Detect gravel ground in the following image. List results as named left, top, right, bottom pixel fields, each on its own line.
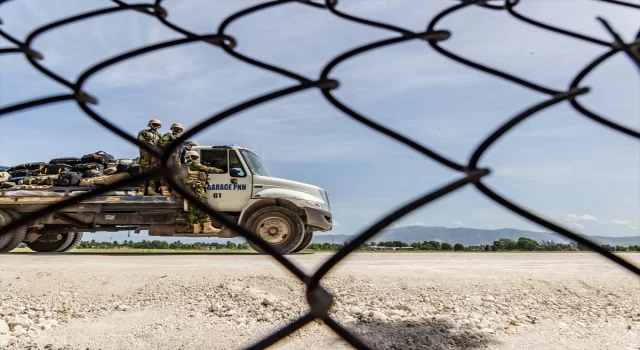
left=0, top=252, right=638, bottom=350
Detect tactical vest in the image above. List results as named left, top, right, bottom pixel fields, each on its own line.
left=185, top=162, right=206, bottom=183
left=138, top=129, right=161, bottom=150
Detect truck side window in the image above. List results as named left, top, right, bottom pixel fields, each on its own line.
left=200, top=149, right=228, bottom=173
left=228, top=151, right=246, bottom=177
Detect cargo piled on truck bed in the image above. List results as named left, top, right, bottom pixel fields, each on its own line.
left=0, top=145, right=332, bottom=254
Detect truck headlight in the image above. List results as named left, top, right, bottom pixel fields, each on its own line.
left=305, top=200, right=328, bottom=211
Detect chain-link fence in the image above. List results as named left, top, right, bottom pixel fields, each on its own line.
left=0, top=0, right=639, bottom=348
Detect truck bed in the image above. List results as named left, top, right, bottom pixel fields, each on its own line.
left=0, top=186, right=181, bottom=206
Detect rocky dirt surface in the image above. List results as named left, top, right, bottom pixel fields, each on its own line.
left=0, top=252, right=638, bottom=350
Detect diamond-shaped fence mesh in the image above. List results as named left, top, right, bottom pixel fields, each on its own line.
left=0, top=0, right=639, bottom=349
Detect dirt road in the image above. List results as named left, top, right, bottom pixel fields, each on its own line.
left=0, top=252, right=639, bottom=350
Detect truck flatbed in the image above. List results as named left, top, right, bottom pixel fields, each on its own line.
left=0, top=185, right=139, bottom=196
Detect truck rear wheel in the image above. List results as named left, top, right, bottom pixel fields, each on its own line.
left=0, top=210, right=28, bottom=253
left=291, top=228, right=314, bottom=253
left=245, top=206, right=305, bottom=255
left=26, top=232, right=76, bottom=253
left=59, top=232, right=83, bottom=252
left=0, top=210, right=13, bottom=251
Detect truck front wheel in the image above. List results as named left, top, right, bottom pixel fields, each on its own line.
left=245, top=206, right=305, bottom=255
left=291, top=228, right=314, bottom=253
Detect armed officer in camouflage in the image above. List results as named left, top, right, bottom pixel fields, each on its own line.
left=157, top=122, right=184, bottom=196
left=182, top=150, right=225, bottom=234
left=136, top=119, right=162, bottom=196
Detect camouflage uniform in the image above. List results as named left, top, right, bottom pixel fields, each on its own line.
left=136, top=128, right=161, bottom=193
left=157, top=131, right=181, bottom=166
left=182, top=160, right=224, bottom=225
left=157, top=131, right=181, bottom=191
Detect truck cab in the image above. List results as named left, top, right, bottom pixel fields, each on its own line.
left=179, top=145, right=333, bottom=253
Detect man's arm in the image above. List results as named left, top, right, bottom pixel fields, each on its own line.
left=137, top=130, right=157, bottom=146
left=157, top=132, right=172, bottom=149
left=137, top=130, right=147, bottom=142
left=190, top=162, right=224, bottom=174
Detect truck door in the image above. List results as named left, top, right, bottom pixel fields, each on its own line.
left=200, top=148, right=252, bottom=211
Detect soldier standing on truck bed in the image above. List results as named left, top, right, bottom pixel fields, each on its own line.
left=182, top=150, right=224, bottom=234
left=136, top=119, right=162, bottom=196
left=157, top=122, right=184, bottom=196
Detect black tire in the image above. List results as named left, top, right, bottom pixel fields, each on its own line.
left=59, top=232, right=83, bottom=252
left=26, top=233, right=75, bottom=253
left=0, top=210, right=13, bottom=251
left=245, top=206, right=305, bottom=255
left=0, top=210, right=28, bottom=253
left=291, top=228, right=314, bottom=253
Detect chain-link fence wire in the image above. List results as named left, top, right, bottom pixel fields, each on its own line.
left=0, top=0, right=639, bottom=348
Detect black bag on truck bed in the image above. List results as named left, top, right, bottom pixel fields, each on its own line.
left=116, top=162, right=136, bottom=173
left=83, top=169, right=103, bottom=178
left=8, top=162, right=45, bottom=172
left=8, top=169, right=30, bottom=177
left=54, top=172, right=82, bottom=187
left=72, top=163, right=104, bottom=173
left=80, top=151, right=114, bottom=166
left=123, top=164, right=139, bottom=176
left=40, top=164, right=71, bottom=175
left=49, top=157, right=81, bottom=165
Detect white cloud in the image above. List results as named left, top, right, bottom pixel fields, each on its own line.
left=414, top=221, right=426, bottom=226
left=565, top=214, right=598, bottom=222
left=570, top=223, right=586, bottom=231
left=565, top=214, right=579, bottom=222
left=487, top=223, right=495, bottom=230
left=332, top=220, right=340, bottom=227
left=611, top=220, right=632, bottom=225
left=610, top=220, right=638, bottom=231
left=452, top=221, right=464, bottom=226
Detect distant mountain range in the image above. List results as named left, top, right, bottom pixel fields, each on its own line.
left=81, top=225, right=640, bottom=247
left=310, top=226, right=640, bottom=246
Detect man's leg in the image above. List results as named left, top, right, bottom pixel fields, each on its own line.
left=137, top=156, right=150, bottom=196
left=143, top=157, right=163, bottom=196
left=196, top=187, right=220, bottom=234
left=163, top=156, right=181, bottom=195
left=188, top=205, right=201, bottom=233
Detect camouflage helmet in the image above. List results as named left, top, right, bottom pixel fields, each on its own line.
left=171, top=123, right=184, bottom=132
left=148, top=119, right=162, bottom=127
left=185, top=140, right=198, bottom=146
left=185, top=150, right=199, bottom=160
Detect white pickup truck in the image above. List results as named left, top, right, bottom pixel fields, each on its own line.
left=0, top=145, right=333, bottom=254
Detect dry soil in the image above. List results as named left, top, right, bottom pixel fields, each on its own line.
left=0, top=252, right=639, bottom=350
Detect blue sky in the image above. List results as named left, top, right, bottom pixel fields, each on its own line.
left=0, top=0, right=638, bottom=239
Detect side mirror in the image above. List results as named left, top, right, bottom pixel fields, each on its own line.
left=230, top=168, right=244, bottom=177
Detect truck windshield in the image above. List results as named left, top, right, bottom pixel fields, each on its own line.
left=240, top=150, right=270, bottom=176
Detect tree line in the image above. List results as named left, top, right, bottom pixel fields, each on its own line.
left=60, top=237, right=639, bottom=252
left=306, top=237, right=640, bottom=252
left=77, top=239, right=250, bottom=250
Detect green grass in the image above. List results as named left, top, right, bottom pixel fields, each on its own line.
left=11, top=248, right=257, bottom=254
